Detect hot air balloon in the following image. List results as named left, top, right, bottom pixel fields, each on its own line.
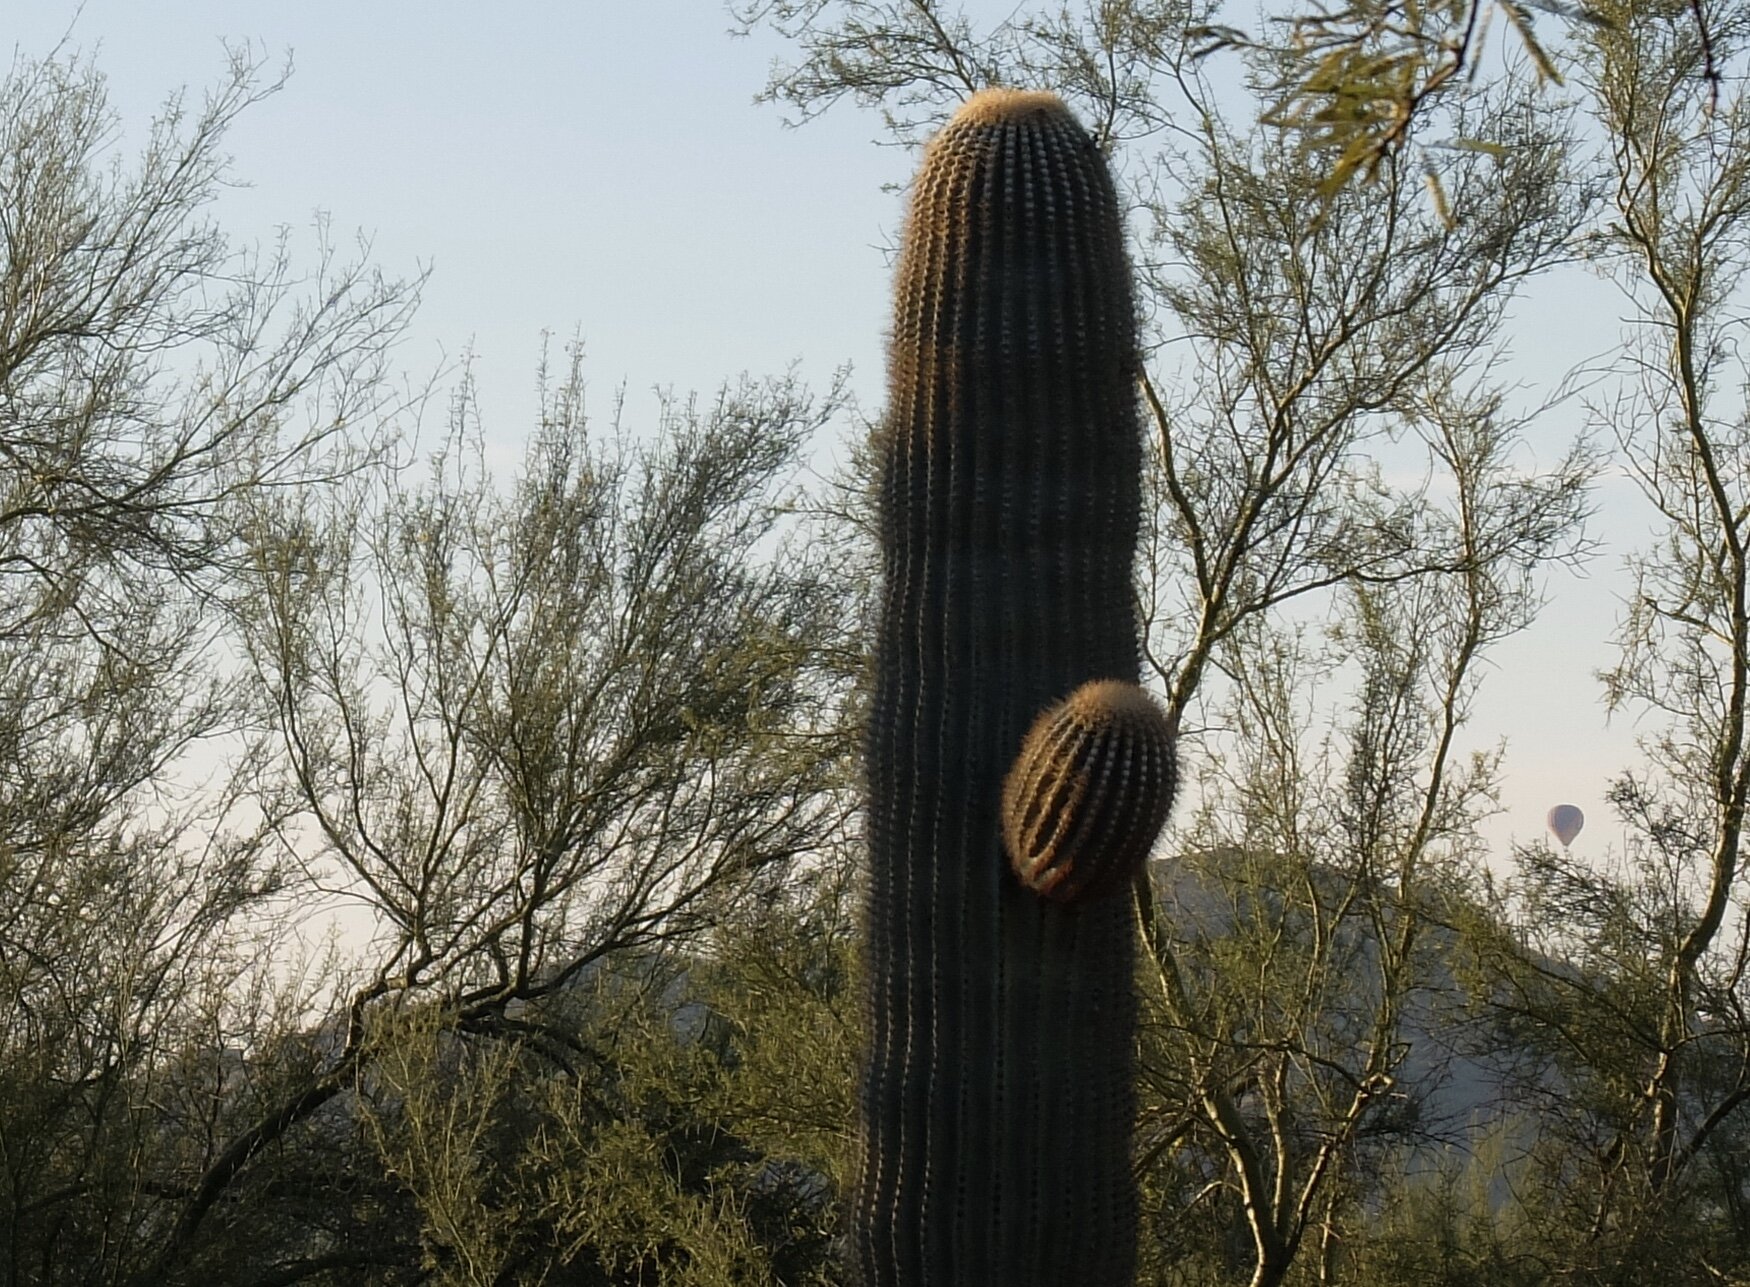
left=1547, top=804, right=1584, bottom=848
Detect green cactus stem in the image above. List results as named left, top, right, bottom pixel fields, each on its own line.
left=857, top=88, right=1170, bottom=1286
left=1003, top=680, right=1177, bottom=904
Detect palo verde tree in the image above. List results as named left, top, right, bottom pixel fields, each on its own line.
left=0, top=39, right=865, bottom=1284
left=1135, top=379, right=1587, bottom=1287
left=1455, top=3, right=1750, bottom=1281
left=161, top=348, right=864, bottom=1285
left=0, top=46, right=416, bottom=1287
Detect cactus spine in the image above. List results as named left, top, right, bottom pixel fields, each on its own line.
left=858, top=89, right=1169, bottom=1286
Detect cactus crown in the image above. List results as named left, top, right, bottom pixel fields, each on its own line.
left=884, top=87, right=1136, bottom=471
left=953, top=86, right=1070, bottom=124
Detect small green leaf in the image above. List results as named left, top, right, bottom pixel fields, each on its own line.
left=1430, top=136, right=1513, bottom=158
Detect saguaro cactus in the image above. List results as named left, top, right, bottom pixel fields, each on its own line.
left=858, top=89, right=1172, bottom=1286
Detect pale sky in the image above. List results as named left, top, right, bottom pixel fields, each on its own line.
left=12, top=2, right=1646, bottom=867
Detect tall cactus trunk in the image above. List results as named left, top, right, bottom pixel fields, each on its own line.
left=856, top=89, right=1167, bottom=1287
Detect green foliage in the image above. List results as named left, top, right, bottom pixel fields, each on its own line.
left=1247, top=0, right=1588, bottom=197
left=0, top=45, right=861, bottom=1280
left=1330, top=1135, right=1545, bottom=1287
left=730, top=0, right=1617, bottom=204
left=699, top=864, right=860, bottom=1207
left=12, top=4, right=1750, bottom=1285
left=0, top=44, right=414, bottom=1287
left=344, top=961, right=840, bottom=1286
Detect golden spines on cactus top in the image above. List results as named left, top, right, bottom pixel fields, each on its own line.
left=953, top=87, right=1068, bottom=124
left=883, top=88, right=1135, bottom=469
